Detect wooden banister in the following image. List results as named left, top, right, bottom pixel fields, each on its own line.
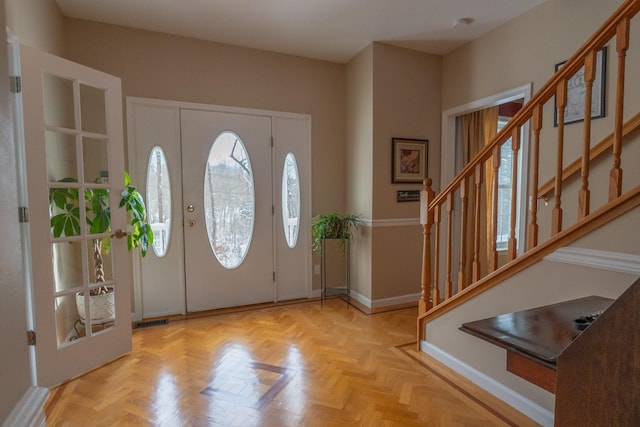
left=429, top=0, right=640, bottom=211
left=418, top=0, right=640, bottom=343
left=538, top=112, right=640, bottom=198
left=419, top=185, right=640, bottom=325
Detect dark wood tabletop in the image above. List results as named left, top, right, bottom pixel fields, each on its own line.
left=459, top=296, right=614, bottom=366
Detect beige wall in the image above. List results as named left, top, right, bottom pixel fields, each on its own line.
left=345, top=45, right=374, bottom=218
left=345, top=43, right=441, bottom=302
left=9, top=5, right=443, bottom=306
left=441, top=0, right=640, bottom=251
left=442, top=0, right=622, bottom=111
left=5, top=0, right=64, bottom=55
left=345, top=45, right=374, bottom=298
left=370, top=43, right=441, bottom=301
left=63, top=19, right=348, bottom=295
left=372, top=42, right=442, bottom=218
left=442, top=0, right=640, bottom=184
left=12, top=0, right=634, bottom=313
left=63, top=19, right=346, bottom=220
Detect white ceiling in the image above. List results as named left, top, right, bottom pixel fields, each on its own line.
left=55, top=0, right=547, bottom=63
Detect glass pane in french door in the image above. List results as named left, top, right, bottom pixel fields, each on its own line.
left=44, top=74, right=116, bottom=343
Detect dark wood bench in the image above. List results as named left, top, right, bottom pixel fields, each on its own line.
left=460, top=295, right=612, bottom=393
left=459, top=278, right=640, bottom=425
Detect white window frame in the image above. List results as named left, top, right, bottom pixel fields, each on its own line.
left=496, top=117, right=513, bottom=251
left=441, top=84, right=531, bottom=256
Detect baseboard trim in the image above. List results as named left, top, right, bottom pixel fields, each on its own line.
left=350, top=290, right=420, bottom=309
left=2, top=386, right=49, bottom=427
left=371, top=292, right=421, bottom=308
left=349, top=289, right=371, bottom=307
left=545, top=247, right=640, bottom=275
left=420, top=341, right=554, bottom=427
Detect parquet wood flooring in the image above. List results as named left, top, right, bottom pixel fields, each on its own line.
left=45, top=298, right=539, bottom=426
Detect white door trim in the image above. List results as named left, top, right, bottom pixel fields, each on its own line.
left=126, top=97, right=312, bottom=319
left=7, top=30, right=39, bottom=387
left=440, top=84, right=532, bottom=255
left=127, top=96, right=311, bottom=123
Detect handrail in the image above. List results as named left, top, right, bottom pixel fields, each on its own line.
left=538, top=112, right=640, bottom=198
left=429, top=0, right=640, bottom=209
left=419, top=185, right=640, bottom=324
left=418, top=0, right=640, bottom=340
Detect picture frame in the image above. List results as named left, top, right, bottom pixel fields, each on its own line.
left=392, top=137, right=428, bottom=184
left=554, top=46, right=607, bottom=126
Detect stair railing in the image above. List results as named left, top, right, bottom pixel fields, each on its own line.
left=418, top=0, right=640, bottom=329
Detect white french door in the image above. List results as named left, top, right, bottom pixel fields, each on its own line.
left=127, top=99, right=311, bottom=318
left=21, top=45, right=131, bottom=387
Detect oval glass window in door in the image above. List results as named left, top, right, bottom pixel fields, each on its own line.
left=281, top=152, right=300, bottom=248
left=146, top=146, right=172, bottom=257
left=204, top=131, right=255, bottom=269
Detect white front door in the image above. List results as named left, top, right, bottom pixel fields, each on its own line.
left=127, top=99, right=311, bottom=317
left=181, top=109, right=274, bottom=311
left=21, top=45, right=131, bottom=387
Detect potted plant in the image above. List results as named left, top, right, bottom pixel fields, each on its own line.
left=312, top=213, right=362, bottom=255
left=49, top=171, right=153, bottom=324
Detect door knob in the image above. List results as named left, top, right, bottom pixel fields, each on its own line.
left=112, top=229, right=128, bottom=239
left=187, top=204, right=195, bottom=213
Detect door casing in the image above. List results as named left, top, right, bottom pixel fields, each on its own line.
left=126, top=97, right=312, bottom=319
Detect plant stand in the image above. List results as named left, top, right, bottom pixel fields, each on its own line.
left=320, top=237, right=350, bottom=307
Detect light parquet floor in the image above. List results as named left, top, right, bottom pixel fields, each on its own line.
left=45, top=298, right=540, bottom=426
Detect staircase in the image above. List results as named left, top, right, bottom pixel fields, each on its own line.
left=417, top=0, right=640, bottom=424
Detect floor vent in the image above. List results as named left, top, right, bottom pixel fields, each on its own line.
left=133, top=319, right=169, bottom=329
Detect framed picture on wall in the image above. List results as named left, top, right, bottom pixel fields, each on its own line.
left=392, top=137, right=428, bottom=183
left=554, top=46, right=607, bottom=126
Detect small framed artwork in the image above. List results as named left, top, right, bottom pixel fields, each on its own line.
left=392, top=137, right=428, bottom=184
left=554, top=46, right=607, bottom=126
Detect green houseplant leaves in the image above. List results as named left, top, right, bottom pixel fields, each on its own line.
left=49, top=172, right=153, bottom=294
left=312, top=213, right=362, bottom=255
left=120, top=171, right=154, bottom=257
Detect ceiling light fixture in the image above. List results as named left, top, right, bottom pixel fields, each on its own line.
left=453, top=17, right=474, bottom=28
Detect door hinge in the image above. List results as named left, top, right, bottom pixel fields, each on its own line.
left=27, top=330, right=36, bottom=346
left=10, top=76, right=21, bottom=94
left=18, top=206, right=29, bottom=223
left=273, top=271, right=276, bottom=281
left=271, top=136, right=274, bottom=148
left=272, top=205, right=275, bottom=215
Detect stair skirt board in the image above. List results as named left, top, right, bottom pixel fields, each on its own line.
left=420, top=341, right=555, bottom=427
left=2, top=386, right=49, bottom=427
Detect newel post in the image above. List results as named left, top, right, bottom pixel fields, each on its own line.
left=419, top=178, right=435, bottom=316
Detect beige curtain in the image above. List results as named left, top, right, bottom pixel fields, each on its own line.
left=458, top=106, right=499, bottom=277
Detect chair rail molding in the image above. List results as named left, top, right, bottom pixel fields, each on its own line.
left=545, top=247, right=640, bottom=275
left=361, top=217, right=420, bottom=228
